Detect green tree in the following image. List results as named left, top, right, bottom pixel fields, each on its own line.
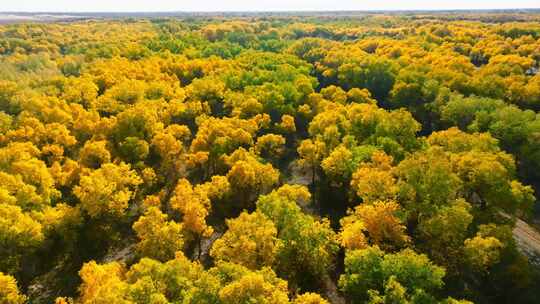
left=257, top=187, right=339, bottom=288
left=339, top=246, right=445, bottom=303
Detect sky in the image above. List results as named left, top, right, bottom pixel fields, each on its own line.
left=2, top=0, right=540, bottom=12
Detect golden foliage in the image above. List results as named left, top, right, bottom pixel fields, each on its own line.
left=211, top=211, right=281, bottom=269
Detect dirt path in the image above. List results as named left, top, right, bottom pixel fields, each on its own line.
left=285, top=161, right=311, bottom=186
left=322, top=275, right=346, bottom=304
left=498, top=212, right=540, bottom=264
left=513, top=217, right=540, bottom=253
left=512, top=217, right=540, bottom=264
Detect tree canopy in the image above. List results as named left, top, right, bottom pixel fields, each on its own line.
left=0, top=12, right=539, bottom=304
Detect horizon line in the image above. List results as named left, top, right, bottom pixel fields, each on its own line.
left=2, top=8, right=540, bottom=14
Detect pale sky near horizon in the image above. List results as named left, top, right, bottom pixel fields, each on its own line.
left=2, top=0, right=540, bottom=12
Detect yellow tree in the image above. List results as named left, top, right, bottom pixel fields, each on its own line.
left=78, top=140, right=111, bottom=169
left=169, top=179, right=213, bottom=256
left=151, top=124, right=191, bottom=180
left=215, top=263, right=290, bottom=304
left=254, top=134, right=286, bottom=164
left=197, top=175, right=231, bottom=202
left=273, top=184, right=312, bottom=207
left=297, top=139, right=326, bottom=186
left=0, top=272, right=26, bottom=304
left=0, top=142, right=60, bottom=210
left=210, top=211, right=281, bottom=269
left=225, top=149, right=279, bottom=206
left=74, top=163, right=142, bottom=218
left=464, top=235, right=503, bottom=273
left=0, top=204, right=44, bottom=273
left=340, top=201, right=409, bottom=251
left=78, top=261, right=130, bottom=304
left=321, top=145, right=354, bottom=185
left=190, top=116, right=259, bottom=177
left=294, top=293, right=330, bottom=304
left=350, top=151, right=398, bottom=203
left=132, top=207, right=184, bottom=262
left=279, top=114, right=296, bottom=133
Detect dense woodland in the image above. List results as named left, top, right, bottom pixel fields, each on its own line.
left=1, top=13, right=540, bottom=304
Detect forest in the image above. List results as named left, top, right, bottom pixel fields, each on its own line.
left=1, top=12, right=540, bottom=304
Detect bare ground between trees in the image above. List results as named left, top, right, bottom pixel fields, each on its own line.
left=512, top=217, right=540, bottom=265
